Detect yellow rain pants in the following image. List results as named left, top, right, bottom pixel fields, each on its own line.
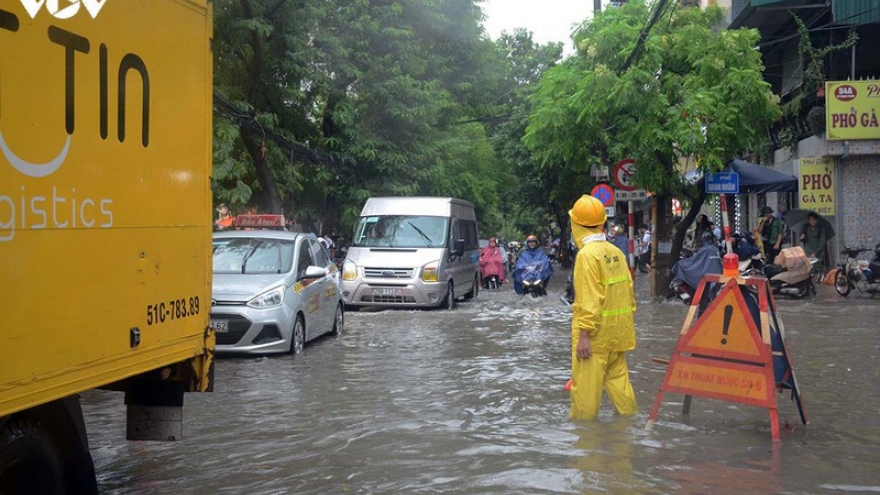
left=570, top=222, right=638, bottom=420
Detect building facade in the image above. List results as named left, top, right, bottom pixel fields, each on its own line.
left=730, top=1, right=880, bottom=264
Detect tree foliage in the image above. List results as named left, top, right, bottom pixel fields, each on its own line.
left=524, top=0, right=781, bottom=283
left=212, top=0, right=519, bottom=237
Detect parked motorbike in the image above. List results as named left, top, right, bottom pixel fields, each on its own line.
left=763, top=248, right=817, bottom=298
left=834, top=239, right=880, bottom=297
left=669, top=235, right=723, bottom=303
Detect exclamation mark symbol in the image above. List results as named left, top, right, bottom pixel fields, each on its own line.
left=721, top=305, right=733, bottom=345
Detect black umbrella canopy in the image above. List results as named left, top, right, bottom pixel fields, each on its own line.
left=685, top=160, right=798, bottom=193
left=728, top=160, right=798, bottom=194
left=784, top=209, right=836, bottom=240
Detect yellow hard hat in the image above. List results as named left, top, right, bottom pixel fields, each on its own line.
left=569, top=194, right=607, bottom=227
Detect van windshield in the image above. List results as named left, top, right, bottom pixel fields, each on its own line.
left=352, top=216, right=449, bottom=248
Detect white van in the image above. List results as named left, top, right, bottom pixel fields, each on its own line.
left=341, top=197, right=481, bottom=309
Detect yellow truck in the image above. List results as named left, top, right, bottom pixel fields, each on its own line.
left=0, top=1, right=214, bottom=492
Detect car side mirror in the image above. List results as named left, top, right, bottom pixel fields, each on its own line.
left=451, top=239, right=465, bottom=257
left=301, top=265, right=327, bottom=280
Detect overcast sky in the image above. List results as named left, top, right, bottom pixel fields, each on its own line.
left=480, top=0, right=602, bottom=50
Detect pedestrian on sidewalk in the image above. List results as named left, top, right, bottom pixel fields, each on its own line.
left=568, top=195, right=638, bottom=420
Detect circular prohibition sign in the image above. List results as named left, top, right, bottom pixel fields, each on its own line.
left=613, top=159, right=637, bottom=191
left=590, top=184, right=614, bottom=207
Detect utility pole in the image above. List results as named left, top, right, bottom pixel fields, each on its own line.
left=594, top=0, right=602, bottom=15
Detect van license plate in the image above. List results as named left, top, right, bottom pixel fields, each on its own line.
left=374, top=288, right=402, bottom=296
left=211, top=319, right=229, bottom=333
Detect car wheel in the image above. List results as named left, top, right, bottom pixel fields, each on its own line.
left=0, top=421, right=64, bottom=495
left=463, top=274, right=479, bottom=300
left=290, top=316, right=305, bottom=354
left=439, top=283, right=454, bottom=310
left=330, top=303, right=344, bottom=336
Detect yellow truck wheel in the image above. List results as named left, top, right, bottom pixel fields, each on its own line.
left=0, top=421, right=63, bottom=495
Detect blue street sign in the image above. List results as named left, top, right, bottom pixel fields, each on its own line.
left=705, top=172, right=739, bottom=194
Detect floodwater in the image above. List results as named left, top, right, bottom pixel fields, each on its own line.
left=83, top=271, right=880, bottom=494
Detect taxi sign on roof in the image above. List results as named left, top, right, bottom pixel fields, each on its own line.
left=234, top=214, right=286, bottom=229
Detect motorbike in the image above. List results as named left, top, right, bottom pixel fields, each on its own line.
left=519, top=263, right=548, bottom=297
left=334, top=246, right=348, bottom=271
left=762, top=247, right=817, bottom=298
left=483, top=274, right=502, bottom=290
left=506, top=241, right=522, bottom=274
left=479, top=246, right=506, bottom=290
left=834, top=239, right=880, bottom=297
left=669, top=237, right=723, bottom=303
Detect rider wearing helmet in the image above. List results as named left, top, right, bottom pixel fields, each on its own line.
left=568, top=194, right=637, bottom=420
left=513, top=235, right=554, bottom=295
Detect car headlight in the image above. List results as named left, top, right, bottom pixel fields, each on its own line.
left=247, top=286, right=285, bottom=308
left=421, top=260, right=440, bottom=282
left=342, top=259, right=358, bottom=281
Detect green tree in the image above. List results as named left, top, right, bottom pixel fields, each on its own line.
left=525, top=1, right=780, bottom=290
left=213, top=0, right=510, bottom=236
left=484, top=30, right=567, bottom=255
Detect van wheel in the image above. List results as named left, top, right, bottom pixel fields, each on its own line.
left=439, top=283, right=454, bottom=310
left=463, top=275, right=479, bottom=300
left=0, top=421, right=64, bottom=495
left=290, top=316, right=305, bottom=354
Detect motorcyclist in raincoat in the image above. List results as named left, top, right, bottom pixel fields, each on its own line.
left=670, top=232, right=723, bottom=294
left=479, top=237, right=506, bottom=287
left=568, top=195, right=637, bottom=420
left=513, top=235, right=554, bottom=295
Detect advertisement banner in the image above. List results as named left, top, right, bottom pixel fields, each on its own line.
left=826, top=81, right=880, bottom=140
left=799, top=158, right=835, bottom=216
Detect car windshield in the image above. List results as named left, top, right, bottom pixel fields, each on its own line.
left=352, top=215, right=448, bottom=248
left=213, top=238, right=295, bottom=274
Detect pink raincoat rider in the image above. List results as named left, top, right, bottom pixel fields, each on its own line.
left=480, top=238, right=506, bottom=283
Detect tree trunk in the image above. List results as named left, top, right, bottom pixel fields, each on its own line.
left=650, top=181, right=708, bottom=298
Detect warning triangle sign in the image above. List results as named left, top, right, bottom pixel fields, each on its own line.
left=680, top=281, right=768, bottom=361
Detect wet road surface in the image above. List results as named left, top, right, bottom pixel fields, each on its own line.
left=83, top=271, right=880, bottom=494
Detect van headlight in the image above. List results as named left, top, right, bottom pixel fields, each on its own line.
left=247, top=286, right=285, bottom=308
left=342, top=259, right=358, bottom=281
left=421, top=260, right=440, bottom=282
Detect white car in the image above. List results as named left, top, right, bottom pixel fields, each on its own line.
left=211, top=231, right=343, bottom=355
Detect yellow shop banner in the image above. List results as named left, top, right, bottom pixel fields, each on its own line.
left=826, top=81, right=880, bottom=140
left=799, top=158, right=835, bottom=216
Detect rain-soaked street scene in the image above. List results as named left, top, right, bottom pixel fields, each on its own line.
left=7, top=0, right=880, bottom=494
left=83, top=276, right=880, bottom=495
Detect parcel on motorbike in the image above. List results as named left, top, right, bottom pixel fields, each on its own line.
left=514, top=235, right=554, bottom=296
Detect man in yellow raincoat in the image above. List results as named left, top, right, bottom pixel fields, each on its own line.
left=569, top=195, right=638, bottom=420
